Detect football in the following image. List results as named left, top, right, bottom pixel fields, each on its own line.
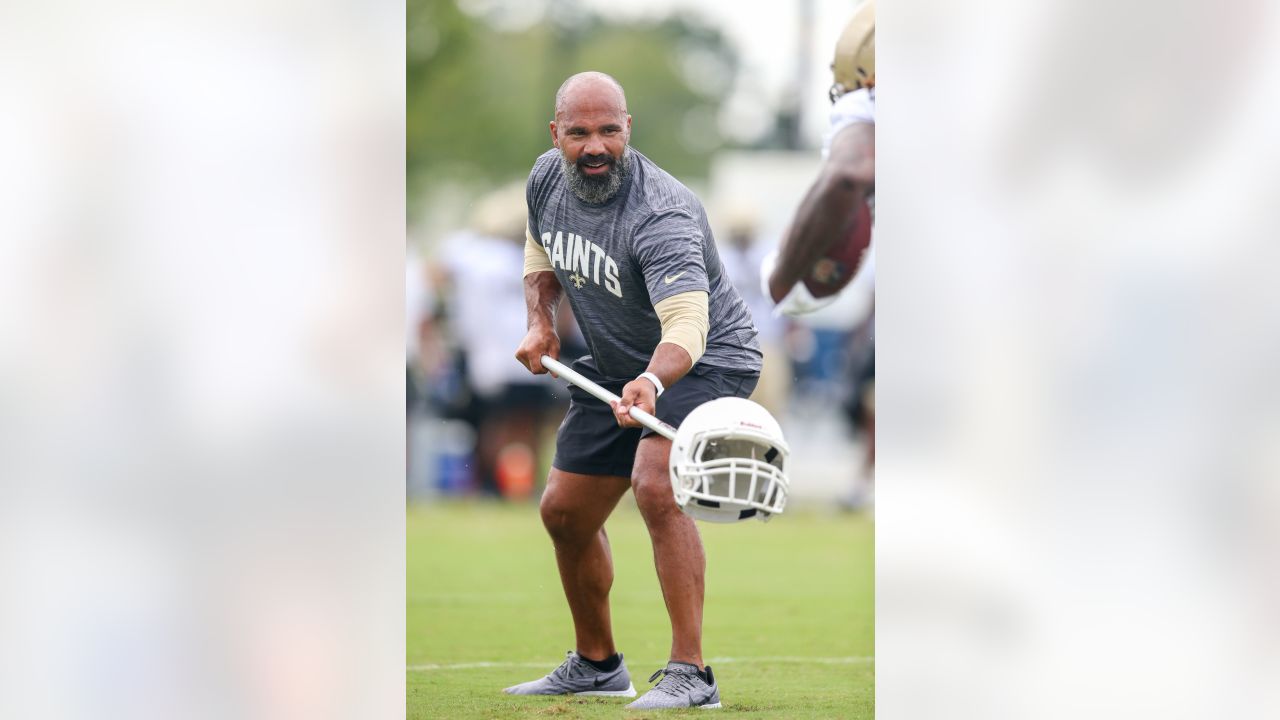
left=803, top=196, right=873, bottom=299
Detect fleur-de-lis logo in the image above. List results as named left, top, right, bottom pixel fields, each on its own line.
left=569, top=271, right=587, bottom=289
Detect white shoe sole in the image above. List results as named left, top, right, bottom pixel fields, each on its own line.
left=574, top=682, right=637, bottom=698
left=624, top=699, right=722, bottom=709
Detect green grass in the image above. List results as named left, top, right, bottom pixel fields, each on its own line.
left=408, top=499, right=874, bottom=719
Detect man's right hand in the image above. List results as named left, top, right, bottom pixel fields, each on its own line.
left=515, top=327, right=560, bottom=375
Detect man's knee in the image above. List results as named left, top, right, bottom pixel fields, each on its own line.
left=632, top=469, right=678, bottom=519
left=540, top=490, right=592, bottom=544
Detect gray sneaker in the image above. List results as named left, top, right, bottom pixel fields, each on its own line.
left=502, top=651, right=636, bottom=697
left=625, top=661, right=721, bottom=710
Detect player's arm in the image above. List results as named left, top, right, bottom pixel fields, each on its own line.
left=613, top=291, right=708, bottom=428
left=768, top=121, right=875, bottom=303
left=515, top=229, right=563, bottom=375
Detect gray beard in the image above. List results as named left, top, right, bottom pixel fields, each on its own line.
left=561, top=148, right=631, bottom=205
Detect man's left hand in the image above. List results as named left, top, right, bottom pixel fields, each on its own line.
left=612, top=378, right=657, bottom=429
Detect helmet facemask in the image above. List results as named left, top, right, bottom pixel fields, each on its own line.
left=673, top=425, right=789, bottom=523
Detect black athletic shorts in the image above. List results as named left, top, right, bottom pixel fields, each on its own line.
left=552, top=356, right=759, bottom=478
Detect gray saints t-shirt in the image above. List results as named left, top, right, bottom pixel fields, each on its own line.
left=526, top=147, right=763, bottom=381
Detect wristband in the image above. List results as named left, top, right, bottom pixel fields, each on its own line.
left=637, top=371, right=665, bottom=398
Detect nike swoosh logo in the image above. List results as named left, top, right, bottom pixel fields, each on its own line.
left=664, top=271, right=687, bottom=284
left=592, top=670, right=622, bottom=688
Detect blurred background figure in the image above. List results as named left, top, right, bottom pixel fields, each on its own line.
left=406, top=245, right=433, bottom=421
left=715, top=203, right=789, bottom=417
left=841, top=304, right=875, bottom=509
left=762, top=0, right=876, bottom=508
left=429, top=184, right=566, bottom=499
left=406, top=244, right=447, bottom=498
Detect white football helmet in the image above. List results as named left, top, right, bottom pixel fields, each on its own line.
left=669, top=397, right=790, bottom=523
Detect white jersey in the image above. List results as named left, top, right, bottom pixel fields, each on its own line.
left=440, top=230, right=554, bottom=397
left=823, top=87, right=875, bottom=158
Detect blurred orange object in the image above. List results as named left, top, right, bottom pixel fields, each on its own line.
left=495, top=443, right=536, bottom=499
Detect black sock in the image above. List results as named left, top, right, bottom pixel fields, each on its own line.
left=580, top=652, right=622, bottom=673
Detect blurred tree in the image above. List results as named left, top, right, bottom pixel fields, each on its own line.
left=408, top=0, right=739, bottom=219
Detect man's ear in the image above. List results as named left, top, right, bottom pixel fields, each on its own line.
left=549, top=121, right=559, bottom=149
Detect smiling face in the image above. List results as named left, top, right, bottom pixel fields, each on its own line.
left=550, top=73, right=632, bottom=204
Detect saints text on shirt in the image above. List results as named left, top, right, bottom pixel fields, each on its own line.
left=540, top=230, right=623, bottom=298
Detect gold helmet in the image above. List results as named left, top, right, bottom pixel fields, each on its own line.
left=830, top=0, right=876, bottom=103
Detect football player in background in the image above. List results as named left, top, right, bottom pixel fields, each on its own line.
left=763, top=0, right=875, bottom=316
left=764, top=0, right=877, bottom=507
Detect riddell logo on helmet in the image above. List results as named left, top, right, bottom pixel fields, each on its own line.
left=740, top=421, right=763, bottom=429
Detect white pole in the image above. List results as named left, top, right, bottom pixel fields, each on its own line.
left=540, top=355, right=678, bottom=441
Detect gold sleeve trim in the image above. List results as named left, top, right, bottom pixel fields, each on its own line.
left=523, top=228, right=554, bottom=277
left=654, top=291, right=709, bottom=365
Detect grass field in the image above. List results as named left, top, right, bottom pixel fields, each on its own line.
left=408, top=500, right=874, bottom=719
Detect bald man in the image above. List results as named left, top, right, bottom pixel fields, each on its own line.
left=509, top=72, right=762, bottom=710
